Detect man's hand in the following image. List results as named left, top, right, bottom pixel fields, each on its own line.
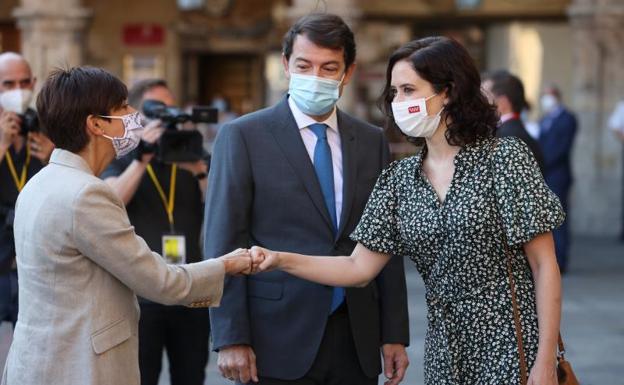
left=0, top=111, right=20, bottom=149
left=138, top=119, right=165, bottom=163
left=382, top=343, right=409, bottom=385
left=218, top=345, right=259, bottom=383
left=28, top=132, right=55, bottom=163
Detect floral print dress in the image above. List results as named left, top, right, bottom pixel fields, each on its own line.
left=351, top=137, right=564, bottom=385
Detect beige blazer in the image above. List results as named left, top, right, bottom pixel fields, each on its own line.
left=2, top=149, right=225, bottom=385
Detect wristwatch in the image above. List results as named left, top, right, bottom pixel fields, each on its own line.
left=194, top=172, right=208, bottom=181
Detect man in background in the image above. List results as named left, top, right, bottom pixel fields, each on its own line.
left=0, top=52, right=53, bottom=329
left=537, top=84, right=578, bottom=273
left=608, top=99, right=624, bottom=241
left=482, top=70, right=545, bottom=173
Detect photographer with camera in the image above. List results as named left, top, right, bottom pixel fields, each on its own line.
left=0, top=52, right=53, bottom=328
left=101, top=79, right=212, bottom=385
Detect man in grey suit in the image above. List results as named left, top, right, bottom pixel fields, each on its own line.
left=205, top=13, right=410, bottom=385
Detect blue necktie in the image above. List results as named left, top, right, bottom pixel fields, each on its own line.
left=308, top=123, right=344, bottom=313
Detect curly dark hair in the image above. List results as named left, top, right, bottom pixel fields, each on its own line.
left=378, top=36, right=498, bottom=146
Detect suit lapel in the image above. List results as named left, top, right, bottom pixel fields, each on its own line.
left=269, top=97, right=335, bottom=231
left=337, top=110, right=357, bottom=238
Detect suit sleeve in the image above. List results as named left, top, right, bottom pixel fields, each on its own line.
left=72, top=182, right=225, bottom=306
left=541, top=113, right=577, bottom=169
left=204, top=123, right=254, bottom=351
left=374, top=131, right=410, bottom=346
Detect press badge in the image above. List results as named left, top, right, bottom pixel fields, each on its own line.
left=162, top=234, right=186, bottom=265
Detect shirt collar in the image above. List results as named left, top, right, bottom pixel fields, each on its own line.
left=49, top=148, right=94, bottom=175
left=500, top=112, right=519, bottom=124
left=288, top=95, right=339, bottom=133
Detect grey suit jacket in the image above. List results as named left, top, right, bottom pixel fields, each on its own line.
left=2, top=149, right=225, bottom=385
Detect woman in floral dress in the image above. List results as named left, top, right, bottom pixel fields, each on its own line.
left=253, top=37, right=563, bottom=385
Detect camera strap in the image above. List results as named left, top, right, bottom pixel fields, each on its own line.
left=5, top=144, right=30, bottom=192
left=146, top=163, right=177, bottom=232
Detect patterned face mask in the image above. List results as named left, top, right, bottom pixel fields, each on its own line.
left=99, top=111, right=144, bottom=158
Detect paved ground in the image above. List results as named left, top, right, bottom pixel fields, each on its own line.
left=1, top=236, right=622, bottom=384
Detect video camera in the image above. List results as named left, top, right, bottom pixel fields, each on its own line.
left=142, top=99, right=218, bottom=163
left=19, top=108, right=40, bottom=136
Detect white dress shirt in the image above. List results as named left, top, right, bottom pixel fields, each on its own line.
left=500, top=112, right=518, bottom=124
left=288, top=96, right=343, bottom=228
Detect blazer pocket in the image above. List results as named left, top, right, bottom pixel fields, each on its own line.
left=91, top=318, right=132, bottom=355
left=248, top=279, right=283, bottom=300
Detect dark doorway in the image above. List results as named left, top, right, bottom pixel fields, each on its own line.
left=0, top=22, right=20, bottom=53
left=193, top=53, right=264, bottom=115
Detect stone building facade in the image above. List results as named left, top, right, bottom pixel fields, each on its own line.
left=0, top=0, right=622, bottom=236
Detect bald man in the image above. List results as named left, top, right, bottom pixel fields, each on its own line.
left=0, top=52, right=54, bottom=327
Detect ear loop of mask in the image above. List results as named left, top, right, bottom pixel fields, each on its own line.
left=97, top=115, right=125, bottom=140
left=337, top=72, right=346, bottom=87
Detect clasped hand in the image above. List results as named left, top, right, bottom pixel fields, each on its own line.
left=219, top=247, right=280, bottom=276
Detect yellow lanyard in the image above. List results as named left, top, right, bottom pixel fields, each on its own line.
left=5, top=145, right=31, bottom=192
left=146, top=163, right=177, bottom=229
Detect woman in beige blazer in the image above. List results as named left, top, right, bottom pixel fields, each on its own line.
left=1, top=67, right=253, bottom=385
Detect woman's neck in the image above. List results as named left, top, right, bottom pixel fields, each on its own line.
left=77, top=142, right=114, bottom=176
left=424, top=122, right=459, bottom=163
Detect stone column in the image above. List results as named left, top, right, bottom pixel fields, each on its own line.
left=12, top=0, right=91, bottom=89
left=568, top=0, right=624, bottom=236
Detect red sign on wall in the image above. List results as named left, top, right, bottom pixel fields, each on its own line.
left=123, top=24, right=165, bottom=46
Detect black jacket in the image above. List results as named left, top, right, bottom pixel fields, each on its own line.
left=497, top=117, right=545, bottom=173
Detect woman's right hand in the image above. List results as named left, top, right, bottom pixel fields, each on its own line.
left=250, top=246, right=281, bottom=273
left=219, top=248, right=253, bottom=275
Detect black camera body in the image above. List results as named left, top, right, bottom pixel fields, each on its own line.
left=142, top=100, right=218, bottom=163
left=19, top=108, right=40, bottom=136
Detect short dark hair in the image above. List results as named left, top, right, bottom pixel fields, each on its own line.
left=543, top=83, right=562, bottom=100
left=36, top=66, right=127, bottom=153
left=127, top=78, right=168, bottom=109
left=379, top=36, right=499, bottom=146
left=282, top=13, right=356, bottom=69
left=486, top=70, right=529, bottom=113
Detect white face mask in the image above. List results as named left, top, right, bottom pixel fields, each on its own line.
left=99, top=111, right=144, bottom=158
left=540, top=94, right=558, bottom=113
left=0, top=89, right=33, bottom=114
left=391, top=94, right=442, bottom=138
